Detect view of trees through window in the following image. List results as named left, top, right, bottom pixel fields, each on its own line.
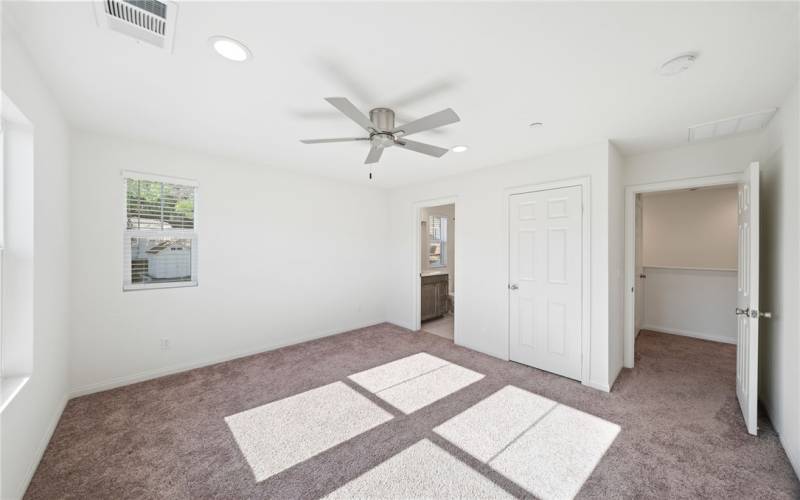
left=126, top=179, right=195, bottom=230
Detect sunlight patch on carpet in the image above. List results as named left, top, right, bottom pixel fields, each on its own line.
left=434, top=385, right=620, bottom=500
left=225, top=381, right=393, bottom=482
left=349, top=353, right=484, bottom=414
left=348, top=352, right=449, bottom=393
left=324, top=439, right=514, bottom=499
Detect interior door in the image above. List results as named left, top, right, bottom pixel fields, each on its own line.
left=634, top=195, right=644, bottom=336
left=736, top=162, right=760, bottom=435
left=509, top=185, right=582, bottom=380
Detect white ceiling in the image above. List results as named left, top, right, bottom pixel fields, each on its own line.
left=6, top=1, right=798, bottom=187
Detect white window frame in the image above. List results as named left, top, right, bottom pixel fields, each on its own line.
left=122, top=170, right=199, bottom=291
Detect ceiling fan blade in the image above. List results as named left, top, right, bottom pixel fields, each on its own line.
left=365, top=145, right=384, bottom=164
left=392, top=108, right=460, bottom=137
left=325, top=97, right=380, bottom=132
left=394, top=139, right=448, bottom=158
left=396, top=112, right=444, bottom=135
left=300, top=137, right=368, bottom=144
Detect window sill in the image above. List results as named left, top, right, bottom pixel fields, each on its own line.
left=0, top=375, right=30, bottom=414
left=123, top=280, right=198, bottom=292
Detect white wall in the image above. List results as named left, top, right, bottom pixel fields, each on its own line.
left=607, top=143, right=625, bottom=385
left=624, top=132, right=762, bottom=186
left=69, top=131, right=389, bottom=395
left=1, top=26, right=71, bottom=500
left=757, top=83, right=799, bottom=478
left=387, top=142, right=616, bottom=391
left=420, top=204, right=455, bottom=294
left=642, top=187, right=738, bottom=269
left=642, top=267, right=737, bottom=344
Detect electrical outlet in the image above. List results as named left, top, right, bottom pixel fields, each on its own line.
left=160, top=338, right=171, bottom=350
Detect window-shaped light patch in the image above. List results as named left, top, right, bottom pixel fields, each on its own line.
left=225, top=382, right=392, bottom=482
left=324, top=439, right=513, bottom=499
left=434, top=385, right=620, bottom=500
left=348, top=353, right=484, bottom=414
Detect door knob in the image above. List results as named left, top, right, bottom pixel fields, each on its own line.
left=508, top=284, right=519, bottom=290
left=639, top=274, right=647, bottom=279
left=758, top=311, right=772, bottom=319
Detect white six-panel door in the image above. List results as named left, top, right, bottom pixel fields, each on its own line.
left=736, top=162, right=760, bottom=435
left=509, top=185, right=582, bottom=380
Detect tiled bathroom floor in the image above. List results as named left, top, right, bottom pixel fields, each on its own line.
left=422, top=315, right=454, bottom=340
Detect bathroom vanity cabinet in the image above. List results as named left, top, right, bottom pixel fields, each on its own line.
left=421, top=273, right=449, bottom=321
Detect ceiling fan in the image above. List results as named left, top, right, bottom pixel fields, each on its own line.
left=300, top=97, right=460, bottom=166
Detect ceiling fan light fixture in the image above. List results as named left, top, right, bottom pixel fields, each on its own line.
left=451, top=145, right=468, bottom=153
left=209, top=36, right=251, bottom=62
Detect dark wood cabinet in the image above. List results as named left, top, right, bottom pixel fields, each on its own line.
left=421, top=274, right=449, bottom=321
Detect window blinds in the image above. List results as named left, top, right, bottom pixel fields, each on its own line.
left=126, top=178, right=195, bottom=230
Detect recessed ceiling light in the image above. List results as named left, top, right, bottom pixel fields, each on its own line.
left=209, top=36, right=251, bottom=62
left=658, top=52, right=698, bottom=76
left=451, top=145, right=468, bottom=153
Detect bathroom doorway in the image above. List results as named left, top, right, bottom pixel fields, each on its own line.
left=416, top=201, right=455, bottom=341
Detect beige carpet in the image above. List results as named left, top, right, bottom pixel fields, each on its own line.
left=23, top=326, right=800, bottom=499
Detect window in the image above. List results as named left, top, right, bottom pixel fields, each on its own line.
left=123, top=171, right=198, bottom=290
left=428, top=215, right=447, bottom=268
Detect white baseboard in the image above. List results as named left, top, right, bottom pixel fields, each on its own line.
left=762, top=396, right=800, bottom=480
left=584, top=380, right=611, bottom=392
left=783, top=435, right=800, bottom=482
left=641, top=324, right=736, bottom=345
left=15, top=394, right=68, bottom=500
left=70, top=319, right=386, bottom=398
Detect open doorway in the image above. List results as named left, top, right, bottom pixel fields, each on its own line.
left=624, top=166, right=763, bottom=435
left=418, top=203, right=455, bottom=341
left=634, top=185, right=739, bottom=345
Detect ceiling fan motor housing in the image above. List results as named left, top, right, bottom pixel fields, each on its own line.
left=369, top=107, right=395, bottom=132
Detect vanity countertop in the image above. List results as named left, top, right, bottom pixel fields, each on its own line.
left=420, top=271, right=448, bottom=278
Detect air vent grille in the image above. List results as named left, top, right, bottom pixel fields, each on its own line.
left=94, top=0, right=177, bottom=52
left=104, top=0, right=166, bottom=35
left=688, top=108, right=777, bottom=142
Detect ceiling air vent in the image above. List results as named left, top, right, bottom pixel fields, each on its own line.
left=93, top=0, right=178, bottom=52
left=688, top=108, right=777, bottom=143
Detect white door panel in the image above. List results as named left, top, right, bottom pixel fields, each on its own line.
left=736, top=162, right=760, bottom=435
left=509, top=185, right=582, bottom=380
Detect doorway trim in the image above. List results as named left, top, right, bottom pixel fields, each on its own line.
left=623, top=173, right=741, bottom=368
left=412, top=196, right=458, bottom=337
left=503, top=176, right=592, bottom=387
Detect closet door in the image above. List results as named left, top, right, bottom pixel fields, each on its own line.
left=509, top=185, right=583, bottom=380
